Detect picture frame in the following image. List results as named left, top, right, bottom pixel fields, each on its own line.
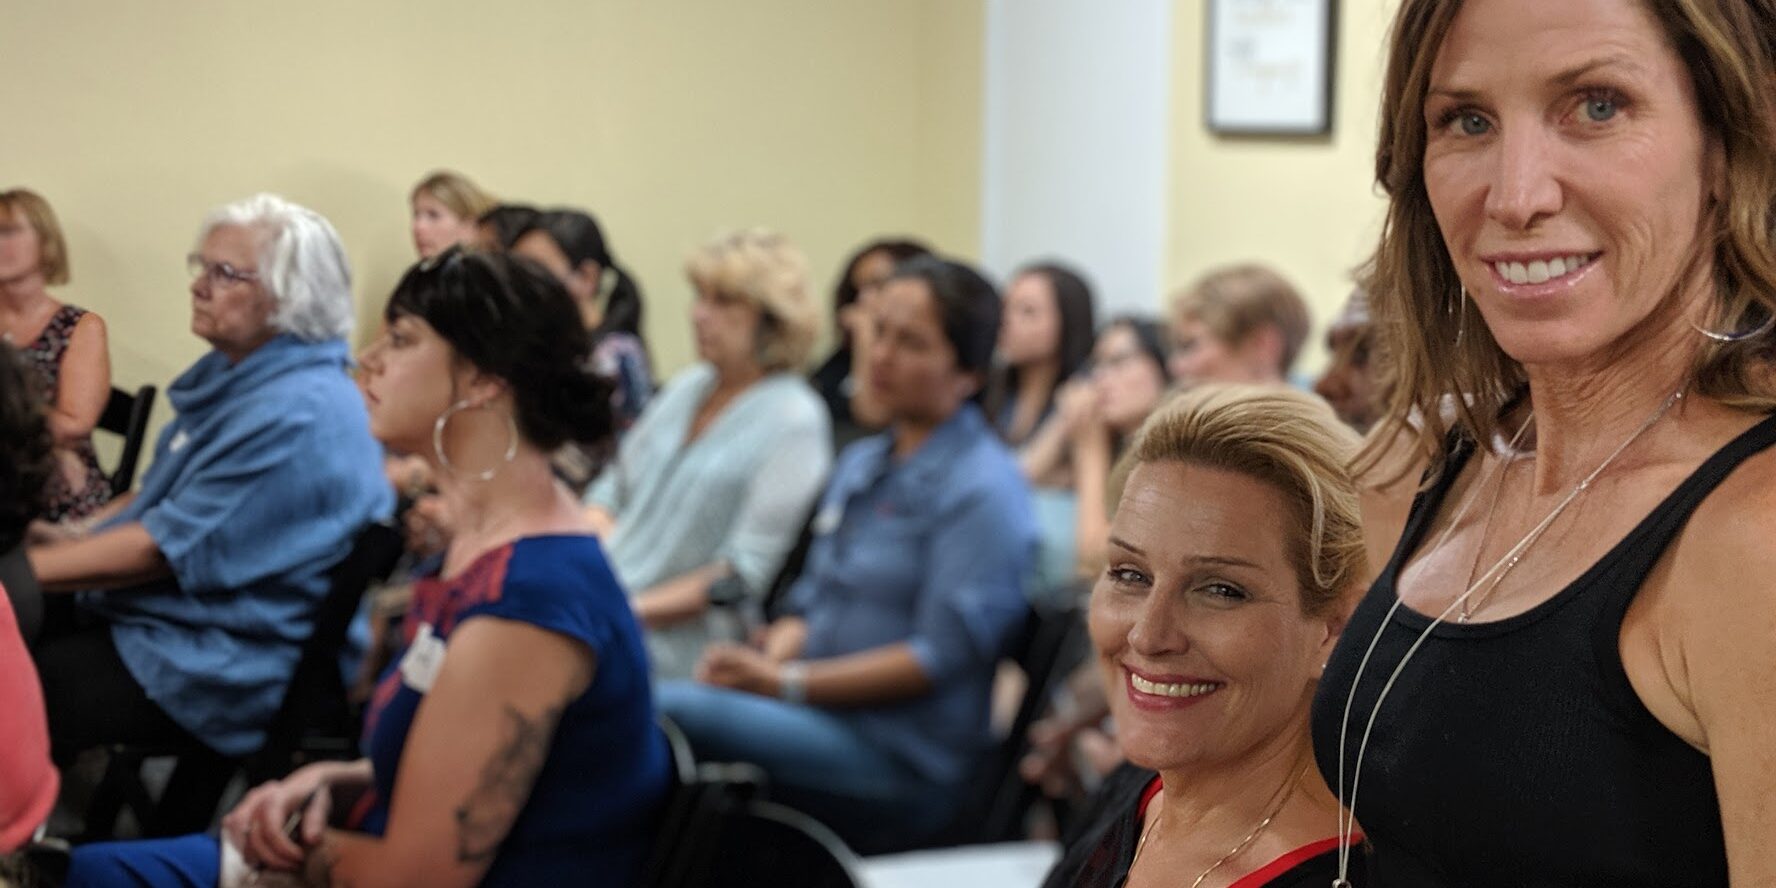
left=1205, top=0, right=1338, bottom=136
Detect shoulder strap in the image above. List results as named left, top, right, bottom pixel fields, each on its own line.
left=1596, top=411, right=1776, bottom=586
left=1375, top=434, right=1476, bottom=587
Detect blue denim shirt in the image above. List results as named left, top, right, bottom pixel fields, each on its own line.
left=788, top=403, right=1036, bottom=787
left=82, top=336, right=392, bottom=756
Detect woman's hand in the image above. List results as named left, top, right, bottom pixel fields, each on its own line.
left=1056, top=381, right=1102, bottom=439
left=53, top=448, right=88, bottom=495
left=385, top=454, right=433, bottom=500
left=404, top=494, right=453, bottom=557
left=25, top=518, right=80, bottom=546
left=220, top=760, right=369, bottom=872
left=696, top=643, right=783, bottom=697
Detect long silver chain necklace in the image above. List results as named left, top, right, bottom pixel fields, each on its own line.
left=1331, top=387, right=1685, bottom=887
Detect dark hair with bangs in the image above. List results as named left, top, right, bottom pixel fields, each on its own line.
left=385, top=248, right=613, bottom=451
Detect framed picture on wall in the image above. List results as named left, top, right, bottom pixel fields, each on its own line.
left=1206, top=0, right=1338, bottom=136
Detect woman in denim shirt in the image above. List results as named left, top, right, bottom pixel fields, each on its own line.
left=659, top=255, right=1036, bottom=854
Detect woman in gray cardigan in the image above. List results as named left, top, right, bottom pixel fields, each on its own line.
left=585, top=229, right=830, bottom=680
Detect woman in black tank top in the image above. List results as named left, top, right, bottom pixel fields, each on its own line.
left=1310, top=1, right=1776, bottom=884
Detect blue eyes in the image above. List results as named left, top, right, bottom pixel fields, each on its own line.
left=1104, top=568, right=1249, bottom=603
left=1108, top=567, right=1146, bottom=586
left=1457, top=113, right=1491, bottom=136
left=1204, top=583, right=1247, bottom=602
left=1438, top=91, right=1624, bottom=137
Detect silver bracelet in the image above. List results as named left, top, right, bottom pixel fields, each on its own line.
left=777, top=661, right=808, bottom=705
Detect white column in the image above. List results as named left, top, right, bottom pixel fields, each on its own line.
left=980, top=0, right=1173, bottom=319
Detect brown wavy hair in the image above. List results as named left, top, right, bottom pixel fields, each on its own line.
left=0, top=343, right=52, bottom=552
left=1358, top=0, right=1776, bottom=479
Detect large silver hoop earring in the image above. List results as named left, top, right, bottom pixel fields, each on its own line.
left=1691, top=313, right=1776, bottom=343
left=432, top=399, right=518, bottom=482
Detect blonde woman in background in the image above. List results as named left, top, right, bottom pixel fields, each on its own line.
left=584, top=229, right=830, bottom=680
left=409, top=170, right=494, bottom=260
left=1167, top=264, right=1310, bottom=389
left=0, top=188, right=112, bottom=523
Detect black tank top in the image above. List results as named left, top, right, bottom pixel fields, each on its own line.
left=1312, top=412, right=1776, bottom=887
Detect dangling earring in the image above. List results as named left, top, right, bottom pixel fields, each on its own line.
left=1691, top=312, right=1776, bottom=343
left=432, top=399, right=518, bottom=482
left=1451, top=286, right=1469, bottom=348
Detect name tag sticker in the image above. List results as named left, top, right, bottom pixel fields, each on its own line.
left=400, top=623, right=447, bottom=693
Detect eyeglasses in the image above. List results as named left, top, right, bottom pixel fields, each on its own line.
left=187, top=254, right=259, bottom=287
left=1088, top=349, right=1147, bottom=376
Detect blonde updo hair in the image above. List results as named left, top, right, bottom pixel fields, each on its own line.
left=1111, top=384, right=1367, bottom=615
left=410, top=170, right=496, bottom=222
left=684, top=229, right=820, bottom=372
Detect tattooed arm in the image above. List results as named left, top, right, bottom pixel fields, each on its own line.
left=311, top=616, right=595, bottom=888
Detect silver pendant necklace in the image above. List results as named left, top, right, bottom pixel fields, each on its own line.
left=1331, top=387, right=1685, bottom=887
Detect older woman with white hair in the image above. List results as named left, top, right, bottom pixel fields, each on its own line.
left=27, top=193, right=391, bottom=762
left=584, top=228, right=830, bottom=680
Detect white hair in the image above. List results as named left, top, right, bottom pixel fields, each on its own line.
left=194, top=193, right=354, bottom=342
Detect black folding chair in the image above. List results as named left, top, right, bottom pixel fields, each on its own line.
left=649, top=762, right=864, bottom=888
left=933, top=599, right=1089, bottom=848
left=96, top=384, right=156, bottom=497
left=1, top=543, right=42, bottom=645
left=80, top=521, right=404, bottom=839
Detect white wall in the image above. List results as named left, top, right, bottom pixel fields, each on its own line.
left=981, top=0, right=1173, bottom=321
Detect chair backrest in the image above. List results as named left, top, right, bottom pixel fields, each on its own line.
left=640, top=717, right=711, bottom=888
left=761, top=503, right=819, bottom=621
left=0, top=543, right=41, bottom=645
left=96, top=384, right=156, bottom=497
left=245, top=521, right=404, bottom=782
left=706, top=799, right=865, bottom=888
left=941, top=599, right=1088, bottom=847
left=656, top=763, right=864, bottom=888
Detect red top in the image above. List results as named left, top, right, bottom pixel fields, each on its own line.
left=1134, top=775, right=1363, bottom=888
left=0, top=585, right=57, bottom=851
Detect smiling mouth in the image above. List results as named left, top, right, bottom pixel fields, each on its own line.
left=1129, top=673, right=1223, bottom=699
left=1491, top=253, right=1599, bottom=286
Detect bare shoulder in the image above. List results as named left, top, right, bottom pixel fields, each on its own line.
left=1670, top=422, right=1776, bottom=611
left=1649, top=416, right=1776, bottom=734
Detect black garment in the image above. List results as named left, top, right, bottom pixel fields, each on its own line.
left=810, top=348, right=875, bottom=453
left=1312, top=412, right=1776, bottom=887
left=1, top=544, right=40, bottom=645
left=34, top=614, right=202, bottom=764
left=1040, top=763, right=1360, bottom=888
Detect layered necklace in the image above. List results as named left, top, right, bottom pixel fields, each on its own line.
left=1330, top=387, right=1686, bottom=887
left=1130, top=760, right=1311, bottom=888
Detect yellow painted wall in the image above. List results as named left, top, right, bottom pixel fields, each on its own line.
left=1, top=0, right=983, bottom=421
left=1166, top=0, right=1396, bottom=371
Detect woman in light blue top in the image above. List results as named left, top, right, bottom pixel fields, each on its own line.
left=585, top=229, right=830, bottom=680
left=27, top=194, right=392, bottom=760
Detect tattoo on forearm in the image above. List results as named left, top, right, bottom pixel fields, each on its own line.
left=454, top=703, right=563, bottom=863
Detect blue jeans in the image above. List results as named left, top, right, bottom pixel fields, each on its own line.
left=655, top=681, right=952, bottom=853
left=66, top=833, right=220, bottom=887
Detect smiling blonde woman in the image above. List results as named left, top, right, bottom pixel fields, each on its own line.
left=1042, top=383, right=1366, bottom=888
